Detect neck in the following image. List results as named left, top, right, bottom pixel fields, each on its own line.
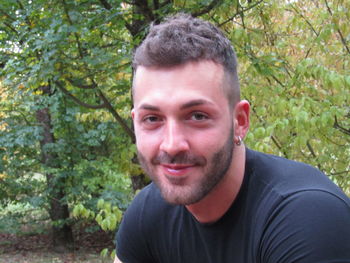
left=185, top=145, right=246, bottom=224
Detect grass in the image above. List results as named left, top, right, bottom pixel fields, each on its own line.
left=0, top=202, right=49, bottom=235
left=0, top=250, right=113, bottom=263
left=0, top=201, right=116, bottom=263
left=0, top=234, right=115, bottom=263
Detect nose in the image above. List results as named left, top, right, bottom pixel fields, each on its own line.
left=159, top=120, right=190, bottom=156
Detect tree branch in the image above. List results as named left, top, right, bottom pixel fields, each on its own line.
left=270, top=136, right=281, bottom=149
left=55, top=82, right=107, bottom=109
left=99, top=0, right=112, bottom=10
left=334, top=116, right=350, bottom=136
left=237, top=8, right=286, bottom=89
left=56, top=2, right=134, bottom=140
left=56, top=78, right=135, bottom=140
left=159, top=0, right=172, bottom=9
left=133, top=0, right=155, bottom=21
left=61, top=0, right=85, bottom=59
left=324, top=0, right=350, bottom=54
left=16, top=0, right=32, bottom=27
left=289, top=5, right=319, bottom=37
left=2, top=108, right=32, bottom=126
left=153, top=0, right=159, bottom=10
left=251, top=107, right=289, bottom=158
left=3, top=22, right=19, bottom=35
left=0, top=8, right=16, bottom=22
left=270, top=74, right=285, bottom=87
left=330, top=170, right=350, bottom=176
left=96, top=89, right=136, bottom=142
left=218, top=0, right=264, bottom=27
left=192, top=0, right=223, bottom=17
left=66, top=78, right=97, bottom=89
left=306, top=140, right=322, bottom=170
left=306, top=140, right=316, bottom=158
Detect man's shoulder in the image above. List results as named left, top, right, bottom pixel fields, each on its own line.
left=243, top=150, right=350, bottom=262
left=246, top=149, right=348, bottom=200
left=131, top=183, right=159, bottom=204
left=123, top=183, right=180, bottom=226
left=116, top=183, right=169, bottom=262
left=126, top=183, right=166, bottom=215
left=248, top=148, right=321, bottom=176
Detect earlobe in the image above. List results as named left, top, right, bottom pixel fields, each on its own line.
left=233, top=100, right=250, bottom=141
left=131, top=109, right=135, bottom=120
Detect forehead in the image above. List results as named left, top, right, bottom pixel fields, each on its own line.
left=132, top=61, right=226, bottom=107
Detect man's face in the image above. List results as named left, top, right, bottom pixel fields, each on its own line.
left=132, top=61, right=235, bottom=205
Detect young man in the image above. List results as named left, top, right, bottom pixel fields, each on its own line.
left=115, top=14, right=350, bottom=262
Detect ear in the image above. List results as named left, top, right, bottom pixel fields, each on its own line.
left=233, top=100, right=250, bottom=142
left=131, top=108, right=135, bottom=120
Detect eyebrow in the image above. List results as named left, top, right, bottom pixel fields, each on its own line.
left=138, top=104, right=160, bottom=111
left=180, top=99, right=214, bottom=110
left=138, top=99, right=213, bottom=111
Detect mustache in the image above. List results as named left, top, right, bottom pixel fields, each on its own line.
left=151, top=152, right=206, bottom=166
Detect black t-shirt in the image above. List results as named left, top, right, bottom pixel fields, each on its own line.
left=116, top=149, right=350, bottom=262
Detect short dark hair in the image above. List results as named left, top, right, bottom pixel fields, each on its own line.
left=133, top=13, right=240, bottom=105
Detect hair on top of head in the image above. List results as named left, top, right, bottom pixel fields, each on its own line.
left=133, top=13, right=237, bottom=72
left=132, top=13, right=240, bottom=105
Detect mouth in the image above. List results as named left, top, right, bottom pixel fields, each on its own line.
left=160, top=164, right=196, bottom=177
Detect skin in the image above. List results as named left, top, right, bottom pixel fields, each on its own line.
left=132, top=60, right=250, bottom=222
left=115, top=60, right=250, bottom=263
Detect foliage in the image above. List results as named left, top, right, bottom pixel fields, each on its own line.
left=1, top=0, right=138, bottom=242
left=0, top=201, right=49, bottom=235
left=0, top=0, right=349, bottom=252
left=211, top=0, right=350, bottom=192
left=0, top=82, right=134, bottom=230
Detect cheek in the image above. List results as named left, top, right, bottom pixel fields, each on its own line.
left=134, top=120, right=232, bottom=156
left=192, top=132, right=228, bottom=152
left=189, top=128, right=231, bottom=153
left=200, top=119, right=232, bottom=143
left=135, top=129, right=161, bottom=156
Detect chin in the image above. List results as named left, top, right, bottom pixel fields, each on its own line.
left=159, top=184, right=205, bottom=205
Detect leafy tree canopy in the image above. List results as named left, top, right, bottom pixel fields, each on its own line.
left=0, top=0, right=349, bottom=251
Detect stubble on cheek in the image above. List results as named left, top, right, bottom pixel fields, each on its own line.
left=136, top=150, right=202, bottom=204
left=136, top=150, right=206, bottom=181
left=136, top=126, right=234, bottom=205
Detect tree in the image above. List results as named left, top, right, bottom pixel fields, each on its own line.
left=0, top=0, right=227, bottom=250
left=211, top=0, right=349, bottom=192
left=1, top=0, right=349, bottom=253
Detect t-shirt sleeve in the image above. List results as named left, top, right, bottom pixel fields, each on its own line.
left=259, top=190, right=350, bottom=263
left=115, top=191, right=154, bottom=263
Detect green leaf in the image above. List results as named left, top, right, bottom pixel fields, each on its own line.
left=254, top=127, right=266, bottom=139
left=100, top=248, right=109, bottom=258
left=97, top=199, right=105, bottom=210
left=345, top=76, right=350, bottom=88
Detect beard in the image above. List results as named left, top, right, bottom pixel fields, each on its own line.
left=137, top=127, right=234, bottom=205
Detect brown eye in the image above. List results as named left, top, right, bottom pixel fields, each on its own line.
left=144, top=116, right=159, bottom=122
left=140, top=115, right=163, bottom=130
left=191, top=112, right=208, bottom=121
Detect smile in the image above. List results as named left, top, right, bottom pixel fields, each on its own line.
left=161, top=164, right=196, bottom=177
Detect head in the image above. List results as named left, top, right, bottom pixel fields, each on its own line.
left=132, top=13, right=240, bottom=107
left=131, top=14, right=249, bottom=205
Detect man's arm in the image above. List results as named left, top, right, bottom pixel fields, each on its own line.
left=260, top=190, right=350, bottom=262
left=114, top=256, right=123, bottom=263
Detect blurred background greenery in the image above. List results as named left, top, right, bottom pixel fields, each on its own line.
left=0, top=0, right=349, bottom=259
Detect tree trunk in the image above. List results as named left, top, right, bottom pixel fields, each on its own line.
left=35, top=85, right=73, bottom=251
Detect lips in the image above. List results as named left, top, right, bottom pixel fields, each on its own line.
left=161, top=164, right=195, bottom=177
